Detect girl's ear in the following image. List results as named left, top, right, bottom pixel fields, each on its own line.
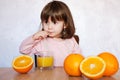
left=63, top=24, right=66, bottom=28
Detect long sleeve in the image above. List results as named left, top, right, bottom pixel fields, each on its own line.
left=19, top=36, right=41, bottom=55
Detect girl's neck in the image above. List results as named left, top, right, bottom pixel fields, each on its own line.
left=52, top=37, right=63, bottom=41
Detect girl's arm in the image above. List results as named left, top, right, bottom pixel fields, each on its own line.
left=19, top=31, right=48, bottom=55
left=19, top=35, right=41, bottom=55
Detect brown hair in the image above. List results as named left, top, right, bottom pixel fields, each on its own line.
left=40, top=1, right=75, bottom=39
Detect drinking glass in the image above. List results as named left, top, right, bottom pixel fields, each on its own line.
left=35, top=51, right=54, bottom=70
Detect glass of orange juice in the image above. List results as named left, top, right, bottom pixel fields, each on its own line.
left=35, top=51, right=54, bottom=70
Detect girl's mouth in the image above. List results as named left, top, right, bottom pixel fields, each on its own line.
left=48, top=31, right=53, bottom=34
left=47, top=32, right=53, bottom=36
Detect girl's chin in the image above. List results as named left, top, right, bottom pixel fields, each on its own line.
left=48, top=34, right=61, bottom=38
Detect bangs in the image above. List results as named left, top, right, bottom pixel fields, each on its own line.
left=41, top=13, right=64, bottom=23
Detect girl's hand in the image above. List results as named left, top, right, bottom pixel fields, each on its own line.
left=32, top=31, right=48, bottom=40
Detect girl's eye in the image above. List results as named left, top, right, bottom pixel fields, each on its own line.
left=45, top=21, right=48, bottom=23
left=43, top=20, right=47, bottom=23
left=54, top=22, right=57, bottom=24
left=53, top=21, right=58, bottom=24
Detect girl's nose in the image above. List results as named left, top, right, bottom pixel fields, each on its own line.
left=48, top=23, right=53, bottom=30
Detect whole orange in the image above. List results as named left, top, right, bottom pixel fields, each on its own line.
left=12, top=55, right=33, bottom=73
left=64, top=53, right=84, bottom=76
left=98, top=52, right=119, bottom=76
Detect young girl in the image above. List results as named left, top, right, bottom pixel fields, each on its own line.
left=19, top=1, right=81, bottom=67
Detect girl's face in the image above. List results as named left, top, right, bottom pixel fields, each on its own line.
left=42, top=17, right=65, bottom=38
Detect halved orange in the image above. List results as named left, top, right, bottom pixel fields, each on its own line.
left=12, top=55, right=33, bottom=73
left=80, top=56, right=106, bottom=79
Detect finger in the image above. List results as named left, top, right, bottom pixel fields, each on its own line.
left=38, top=36, right=44, bottom=40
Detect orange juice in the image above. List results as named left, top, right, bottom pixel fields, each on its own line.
left=37, top=56, right=53, bottom=67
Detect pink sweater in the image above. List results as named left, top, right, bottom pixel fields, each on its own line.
left=19, top=36, right=81, bottom=67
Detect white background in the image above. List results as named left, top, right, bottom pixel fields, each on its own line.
left=0, top=0, right=120, bottom=67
